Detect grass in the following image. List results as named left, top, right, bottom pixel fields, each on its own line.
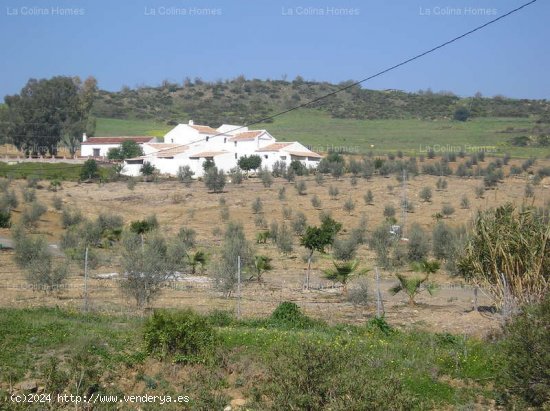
left=0, top=307, right=503, bottom=410
left=0, top=162, right=111, bottom=181
left=96, top=111, right=548, bottom=158
left=94, top=118, right=171, bottom=139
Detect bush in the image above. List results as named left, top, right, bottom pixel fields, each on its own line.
left=251, top=197, right=263, bottom=214
left=21, top=201, right=47, bottom=228
left=328, top=185, right=339, bottom=199
left=177, top=165, right=195, bottom=186
left=343, top=197, right=355, bottom=215
left=276, top=222, right=293, bottom=254
left=420, top=186, right=432, bottom=202
left=282, top=206, right=292, bottom=220
left=127, top=178, right=137, bottom=190
left=269, top=302, right=315, bottom=328
left=460, top=195, right=470, bottom=209
left=52, top=196, right=63, bottom=210
left=204, top=166, right=226, bottom=193
left=144, top=309, right=218, bottom=364
left=432, top=221, right=455, bottom=260
left=346, top=278, right=369, bottom=306
left=62, top=208, right=83, bottom=228
left=383, top=204, right=396, bottom=220
left=435, top=177, right=448, bottom=191
left=259, top=166, right=273, bottom=187
left=441, top=204, right=455, bottom=218
left=80, top=159, right=99, bottom=180
left=140, top=162, right=156, bottom=178
left=294, top=180, right=307, bottom=195
left=332, top=236, right=358, bottom=261
left=229, top=167, right=243, bottom=184
left=292, top=211, right=307, bottom=235
left=475, top=185, right=485, bottom=199
left=498, top=296, right=550, bottom=408
left=524, top=184, right=535, bottom=198
left=364, top=189, right=374, bottom=205
left=0, top=210, right=11, bottom=228
left=278, top=186, right=286, bottom=201
left=22, top=188, right=36, bottom=203
left=311, top=194, right=321, bottom=209
left=408, top=223, right=429, bottom=262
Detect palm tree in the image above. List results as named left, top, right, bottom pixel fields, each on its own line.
left=252, top=255, right=273, bottom=282
left=188, top=250, right=207, bottom=274
left=324, top=260, right=369, bottom=294
left=389, top=273, right=436, bottom=306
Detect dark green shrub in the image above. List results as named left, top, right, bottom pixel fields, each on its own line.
left=144, top=309, right=218, bottom=364
left=269, top=301, right=315, bottom=328
left=0, top=210, right=11, bottom=228
left=498, top=296, right=550, bottom=408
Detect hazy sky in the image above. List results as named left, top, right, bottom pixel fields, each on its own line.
left=1, top=0, right=548, bottom=99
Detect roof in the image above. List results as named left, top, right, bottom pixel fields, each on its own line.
left=256, top=142, right=293, bottom=152
left=189, top=151, right=228, bottom=158
left=155, top=145, right=189, bottom=158
left=228, top=130, right=263, bottom=142
left=82, top=136, right=154, bottom=145
left=287, top=151, right=323, bottom=158
left=189, top=125, right=219, bottom=134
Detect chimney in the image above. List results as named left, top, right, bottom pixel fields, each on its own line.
left=82, top=133, right=87, bottom=142
left=188, top=120, right=194, bottom=125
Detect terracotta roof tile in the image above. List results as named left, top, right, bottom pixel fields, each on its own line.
left=189, top=125, right=219, bottom=134
left=228, top=131, right=263, bottom=142
left=82, top=136, right=154, bottom=145
left=287, top=151, right=323, bottom=158
left=256, top=142, right=293, bottom=152
left=189, top=151, right=228, bottom=158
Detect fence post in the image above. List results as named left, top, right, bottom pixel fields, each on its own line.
left=83, top=246, right=89, bottom=313
left=237, top=255, right=241, bottom=320
left=376, top=266, right=384, bottom=318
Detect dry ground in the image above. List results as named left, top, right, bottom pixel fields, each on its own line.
left=0, top=156, right=548, bottom=337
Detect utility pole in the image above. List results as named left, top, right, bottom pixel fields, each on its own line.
left=375, top=267, right=384, bottom=318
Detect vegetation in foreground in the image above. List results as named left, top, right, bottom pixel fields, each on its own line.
left=1, top=298, right=548, bottom=410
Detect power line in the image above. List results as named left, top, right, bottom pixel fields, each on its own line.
left=142, top=0, right=538, bottom=158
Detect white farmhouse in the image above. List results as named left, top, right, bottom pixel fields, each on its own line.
left=122, top=120, right=322, bottom=177
left=80, top=134, right=156, bottom=158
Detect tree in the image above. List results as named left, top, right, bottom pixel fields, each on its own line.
left=407, top=223, right=430, bottom=262
left=453, top=107, right=470, bottom=122
left=202, top=158, right=215, bottom=172
left=295, top=180, right=307, bottom=195
left=364, top=190, right=374, bottom=205
left=369, top=224, right=395, bottom=268
left=188, top=250, right=207, bottom=274
left=432, top=221, right=456, bottom=261
left=204, top=166, right=226, bottom=193
left=389, top=273, right=436, bottom=306
left=251, top=197, right=263, bottom=214
left=12, top=225, right=67, bottom=293
left=140, top=162, right=156, bottom=178
left=213, top=222, right=254, bottom=297
left=177, top=165, right=195, bottom=187
left=343, top=197, right=355, bottom=215
left=419, top=187, right=432, bottom=202
left=80, top=159, right=99, bottom=180
left=324, top=260, right=369, bottom=294
left=457, top=204, right=549, bottom=310
left=238, top=155, right=262, bottom=173
left=252, top=255, right=273, bottom=282
left=120, top=232, right=175, bottom=307
left=258, top=167, right=273, bottom=187
left=300, top=216, right=342, bottom=289
left=4, top=76, right=97, bottom=155
left=107, top=140, right=144, bottom=160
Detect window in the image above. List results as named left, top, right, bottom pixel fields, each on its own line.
left=234, top=141, right=237, bottom=147
left=93, top=148, right=100, bottom=157
left=171, top=138, right=174, bottom=143
left=206, top=137, right=209, bottom=142
left=224, top=138, right=227, bottom=143
left=264, top=155, right=268, bottom=159
left=280, top=156, right=287, bottom=160
left=235, top=153, right=237, bottom=159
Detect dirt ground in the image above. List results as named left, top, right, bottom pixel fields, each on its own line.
left=0, top=156, right=548, bottom=337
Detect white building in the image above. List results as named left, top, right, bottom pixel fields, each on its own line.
left=122, top=120, right=322, bottom=177
left=80, top=135, right=156, bottom=158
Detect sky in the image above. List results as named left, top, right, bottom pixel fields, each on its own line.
left=1, top=0, right=548, bottom=100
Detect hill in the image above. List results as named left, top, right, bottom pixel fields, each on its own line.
left=92, top=77, right=550, bottom=126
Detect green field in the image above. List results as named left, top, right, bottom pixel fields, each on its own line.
left=94, top=118, right=171, bottom=138
left=0, top=307, right=504, bottom=410
left=95, top=112, right=548, bottom=158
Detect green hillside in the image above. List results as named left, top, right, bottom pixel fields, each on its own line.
left=95, top=111, right=549, bottom=158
